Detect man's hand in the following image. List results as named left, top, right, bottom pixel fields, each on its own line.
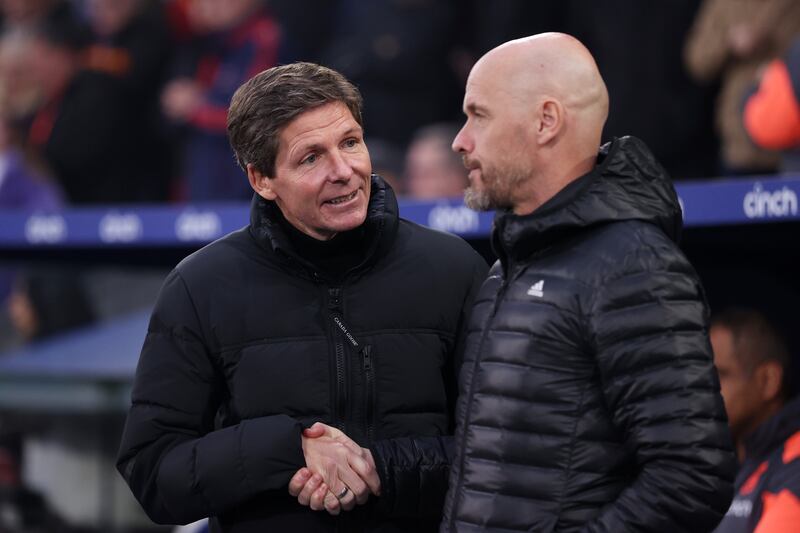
left=289, top=423, right=381, bottom=514
left=288, top=467, right=342, bottom=514
left=161, top=79, right=203, bottom=121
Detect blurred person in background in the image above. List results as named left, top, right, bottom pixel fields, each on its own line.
left=0, top=42, right=62, bottom=308
left=0, top=116, right=61, bottom=211
left=710, top=308, right=800, bottom=532
left=685, top=0, right=800, bottom=175
left=161, top=0, right=279, bottom=201
left=0, top=29, right=43, bottom=128
left=363, top=138, right=404, bottom=194
left=25, top=11, right=151, bottom=203
left=83, top=0, right=174, bottom=202
left=404, top=122, right=467, bottom=199
left=117, top=62, right=487, bottom=532
left=743, top=36, right=800, bottom=173
left=0, top=0, right=71, bottom=33
left=6, top=270, right=95, bottom=344
left=0, top=117, right=62, bottom=324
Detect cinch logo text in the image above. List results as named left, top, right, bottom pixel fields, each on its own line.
left=743, top=183, right=798, bottom=219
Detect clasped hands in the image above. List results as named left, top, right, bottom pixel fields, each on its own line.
left=289, top=422, right=381, bottom=515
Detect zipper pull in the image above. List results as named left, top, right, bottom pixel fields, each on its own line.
left=362, top=345, right=372, bottom=370
left=328, top=287, right=341, bottom=310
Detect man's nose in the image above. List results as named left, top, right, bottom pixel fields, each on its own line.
left=328, top=149, right=352, bottom=181
left=452, top=124, right=470, bottom=154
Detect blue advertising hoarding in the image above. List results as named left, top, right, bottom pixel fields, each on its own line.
left=0, top=174, right=797, bottom=249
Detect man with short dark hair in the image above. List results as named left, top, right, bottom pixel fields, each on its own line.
left=441, top=33, right=736, bottom=532
left=710, top=308, right=800, bottom=533
left=117, top=62, right=487, bottom=532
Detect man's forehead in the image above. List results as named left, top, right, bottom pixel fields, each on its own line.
left=463, top=75, right=492, bottom=109
left=281, top=103, right=360, bottom=144
left=710, top=326, right=738, bottom=363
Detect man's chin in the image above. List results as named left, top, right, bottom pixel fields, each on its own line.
left=464, top=187, right=493, bottom=211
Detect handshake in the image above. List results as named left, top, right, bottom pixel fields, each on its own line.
left=289, top=422, right=381, bottom=515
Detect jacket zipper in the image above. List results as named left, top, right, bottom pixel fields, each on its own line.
left=335, top=341, right=346, bottom=431
left=328, top=287, right=348, bottom=432
left=362, top=344, right=375, bottom=442
left=328, top=288, right=375, bottom=444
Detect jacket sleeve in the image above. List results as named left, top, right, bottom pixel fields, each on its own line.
left=582, top=252, right=737, bottom=533
left=369, top=435, right=455, bottom=519
left=116, top=270, right=305, bottom=525
left=368, top=251, right=488, bottom=519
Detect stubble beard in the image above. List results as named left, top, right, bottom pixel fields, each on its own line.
left=463, top=164, right=525, bottom=212
left=463, top=185, right=492, bottom=211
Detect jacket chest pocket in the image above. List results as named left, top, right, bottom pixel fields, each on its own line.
left=226, top=339, right=330, bottom=420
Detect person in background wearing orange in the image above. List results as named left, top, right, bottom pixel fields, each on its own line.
left=743, top=37, right=800, bottom=172
left=711, top=308, right=800, bottom=533
left=684, top=0, right=800, bottom=175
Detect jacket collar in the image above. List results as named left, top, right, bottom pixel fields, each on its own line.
left=743, top=395, right=800, bottom=461
left=248, top=174, right=399, bottom=281
left=492, top=136, right=682, bottom=268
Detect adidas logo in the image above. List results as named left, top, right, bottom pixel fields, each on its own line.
left=527, top=280, right=544, bottom=297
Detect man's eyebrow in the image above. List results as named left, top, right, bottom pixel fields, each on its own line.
left=288, top=125, right=364, bottom=159
left=289, top=142, right=323, bottom=160
left=340, top=126, right=363, bottom=137
left=465, top=102, right=488, bottom=115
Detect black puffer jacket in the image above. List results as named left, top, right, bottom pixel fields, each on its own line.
left=116, top=177, right=487, bottom=532
left=441, top=137, right=736, bottom=532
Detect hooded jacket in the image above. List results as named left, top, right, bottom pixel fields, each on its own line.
left=441, top=137, right=736, bottom=532
left=116, top=176, right=488, bottom=532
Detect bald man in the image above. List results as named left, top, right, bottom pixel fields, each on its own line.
left=441, top=33, right=736, bottom=532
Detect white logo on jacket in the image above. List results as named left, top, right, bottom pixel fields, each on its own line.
left=527, top=280, right=545, bottom=298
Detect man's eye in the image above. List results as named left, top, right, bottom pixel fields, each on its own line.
left=302, top=154, right=317, bottom=165
left=343, top=138, right=358, bottom=148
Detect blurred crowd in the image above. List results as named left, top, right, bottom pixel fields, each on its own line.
left=0, top=0, right=797, bottom=210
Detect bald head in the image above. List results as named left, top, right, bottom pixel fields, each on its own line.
left=473, top=33, right=608, bottom=145
left=454, top=33, right=610, bottom=215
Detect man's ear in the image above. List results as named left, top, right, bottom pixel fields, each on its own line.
left=757, top=361, right=784, bottom=403
left=247, top=163, right=276, bottom=200
left=537, top=98, right=563, bottom=145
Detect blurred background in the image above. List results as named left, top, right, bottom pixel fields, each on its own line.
left=0, top=0, right=798, bottom=531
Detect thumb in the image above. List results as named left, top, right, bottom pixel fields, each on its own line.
left=303, top=422, right=326, bottom=438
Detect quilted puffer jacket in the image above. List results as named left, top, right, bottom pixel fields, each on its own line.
left=441, top=137, right=737, bottom=532
left=116, top=176, right=488, bottom=532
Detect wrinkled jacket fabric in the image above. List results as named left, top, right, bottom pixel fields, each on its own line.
left=442, top=137, right=737, bottom=532
left=117, top=176, right=487, bottom=532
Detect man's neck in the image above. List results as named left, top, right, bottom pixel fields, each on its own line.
left=512, top=154, right=597, bottom=215
left=737, top=400, right=785, bottom=461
